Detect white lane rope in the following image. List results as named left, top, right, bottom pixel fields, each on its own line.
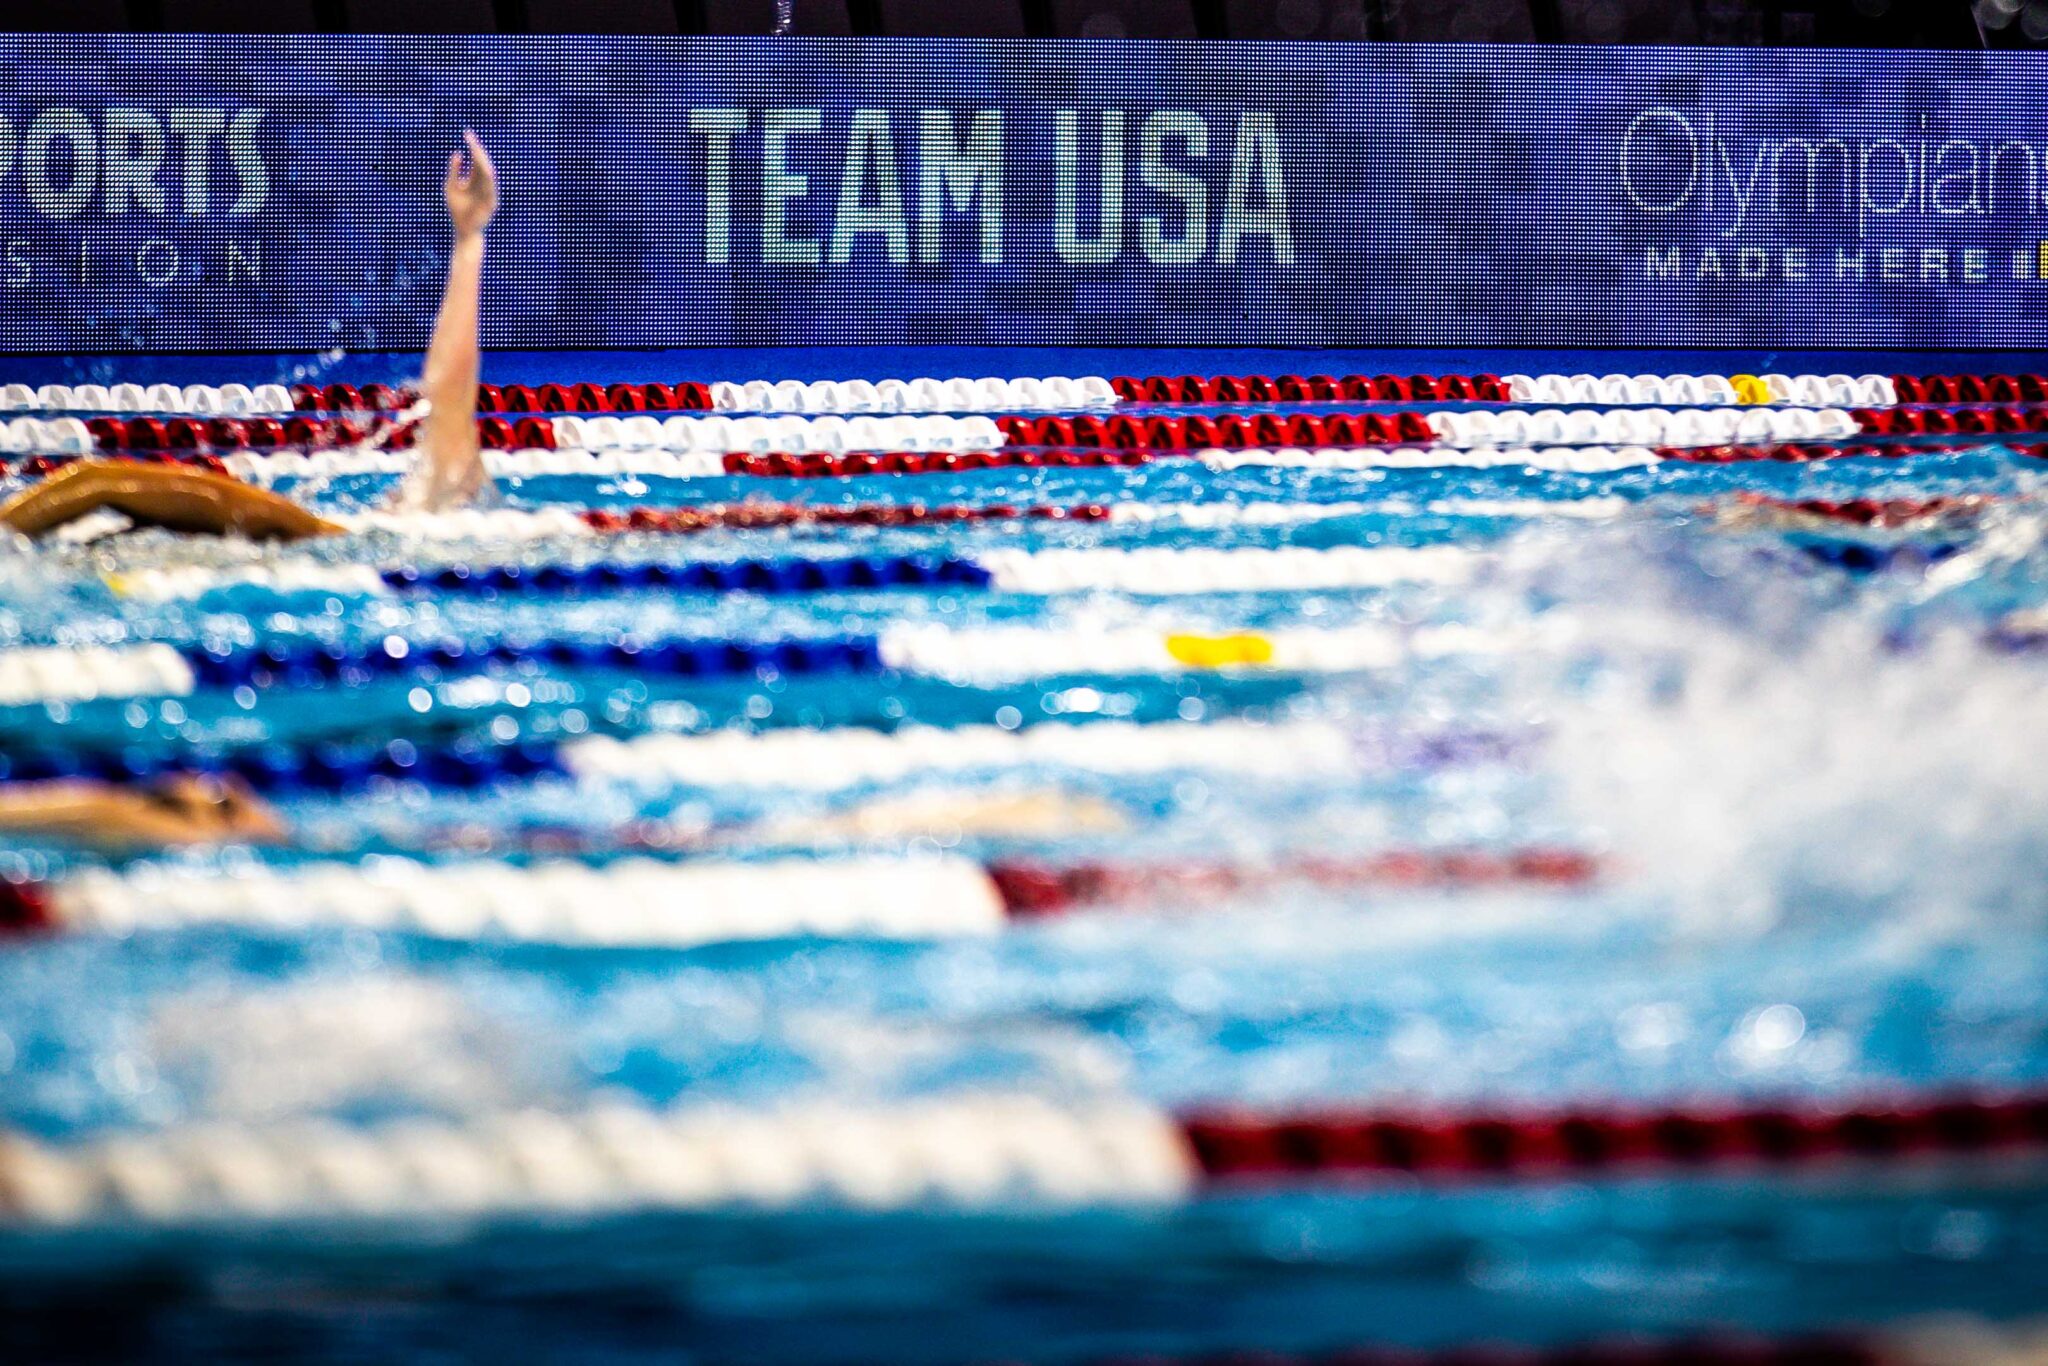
left=875, top=622, right=1529, bottom=680
left=1113, top=498, right=1631, bottom=525
left=0, top=643, right=196, bottom=705
left=0, top=372, right=1901, bottom=417
left=1422, top=406, right=1857, bottom=449
left=1196, top=446, right=1661, bottom=472
left=561, top=718, right=1364, bottom=789
left=45, top=853, right=1004, bottom=946
left=978, top=546, right=1481, bottom=594
left=0, top=1092, right=1194, bottom=1225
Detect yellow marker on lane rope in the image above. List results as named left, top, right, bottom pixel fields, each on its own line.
left=1164, top=632, right=1277, bottom=668
left=1730, top=374, right=1772, bottom=404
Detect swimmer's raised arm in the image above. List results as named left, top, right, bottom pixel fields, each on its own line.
left=401, top=130, right=499, bottom=512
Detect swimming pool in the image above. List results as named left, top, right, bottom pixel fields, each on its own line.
left=1, top=347, right=2045, bottom=1364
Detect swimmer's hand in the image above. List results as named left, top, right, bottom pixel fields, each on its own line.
left=445, top=129, right=498, bottom=240
left=0, top=461, right=342, bottom=541
left=0, top=774, right=288, bottom=849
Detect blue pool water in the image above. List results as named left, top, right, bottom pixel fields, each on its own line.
left=1, top=349, right=2045, bottom=1363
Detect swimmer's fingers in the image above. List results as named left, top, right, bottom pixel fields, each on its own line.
left=445, top=132, right=498, bottom=236
left=463, top=129, right=496, bottom=190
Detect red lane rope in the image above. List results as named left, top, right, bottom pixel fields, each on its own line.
left=1655, top=443, right=1965, bottom=463
left=720, top=447, right=1162, bottom=477
left=1891, top=373, right=2048, bottom=403
left=1110, top=373, right=1510, bottom=404
left=1070, top=1335, right=1886, bottom=1366
left=995, top=411, right=1433, bottom=450
left=0, top=881, right=53, bottom=934
left=1, top=848, right=1605, bottom=941
left=1729, top=494, right=1994, bottom=528
left=80, top=414, right=545, bottom=454
left=581, top=502, right=1112, bottom=533
left=1179, top=1092, right=2048, bottom=1182
left=1, top=452, right=232, bottom=480
left=1852, top=405, right=2048, bottom=436
left=56, top=408, right=2048, bottom=463
left=988, top=848, right=1603, bottom=917
left=287, top=381, right=716, bottom=415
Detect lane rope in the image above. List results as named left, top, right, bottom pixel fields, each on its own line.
left=0, top=619, right=1540, bottom=705
left=2, top=1084, right=2040, bottom=1227
left=100, top=547, right=1486, bottom=604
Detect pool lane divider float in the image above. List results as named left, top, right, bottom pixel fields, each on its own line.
left=105, top=546, right=1485, bottom=603
left=8, top=435, right=2019, bottom=486
left=1, top=717, right=1485, bottom=794
left=0, top=619, right=1538, bottom=706
left=1062, top=1333, right=2017, bottom=1366
left=26, top=370, right=2042, bottom=418
left=43, top=404, right=1877, bottom=460
left=574, top=497, right=1631, bottom=535
left=1068, top=1334, right=2048, bottom=1366
left=0, top=844, right=1603, bottom=947
left=0, top=1085, right=2041, bottom=1227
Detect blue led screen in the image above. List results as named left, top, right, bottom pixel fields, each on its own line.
left=4, top=36, right=2048, bottom=350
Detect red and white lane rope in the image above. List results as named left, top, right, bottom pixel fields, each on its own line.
left=1112, top=370, right=1902, bottom=407
left=0, top=843, right=1599, bottom=945
left=4, top=404, right=1884, bottom=463
left=21, top=372, right=2048, bottom=422
left=2, top=1086, right=2041, bottom=1227
left=11, top=853, right=1006, bottom=945
left=580, top=498, right=1629, bottom=534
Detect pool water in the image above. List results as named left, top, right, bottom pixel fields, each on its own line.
left=0, top=350, right=2045, bottom=1364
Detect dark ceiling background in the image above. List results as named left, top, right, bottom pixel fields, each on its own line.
left=0, top=0, right=2009, bottom=50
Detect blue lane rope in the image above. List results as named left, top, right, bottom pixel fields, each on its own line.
left=0, top=736, right=568, bottom=793
left=186, top=633, right=889, bottom=690
left=380, top=555, right=995, bottom=597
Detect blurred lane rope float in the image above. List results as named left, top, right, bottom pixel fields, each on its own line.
left=1, top=1086, right=2041, bottom=1229
left=0, top=621, right=1548, bottom=705
left=874, top=623, right=1542, bottom=679
left=559, top=718, right=1369, bottom=788
left=4, top=852, right=1010, bottom=944
left=0, top=1093, right=1196, bottom=1225
left=3, top=428, right=2016, bottom=482
left=0, top=845, right=1605, bottom=945
left=102, top=546, right=1487, bottom=603
left=37, top=371, right=2048, bottom=418
left=11, top=403, right=1994, bottom=463
left=0, top=718, right=1526, bottom=795
left=577, top=498, right=1632, bottom=536
left=1059, top=1330, right=2048, bottom=1366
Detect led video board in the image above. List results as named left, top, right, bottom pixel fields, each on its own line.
left=3, top=36, right=2047, bottom=349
